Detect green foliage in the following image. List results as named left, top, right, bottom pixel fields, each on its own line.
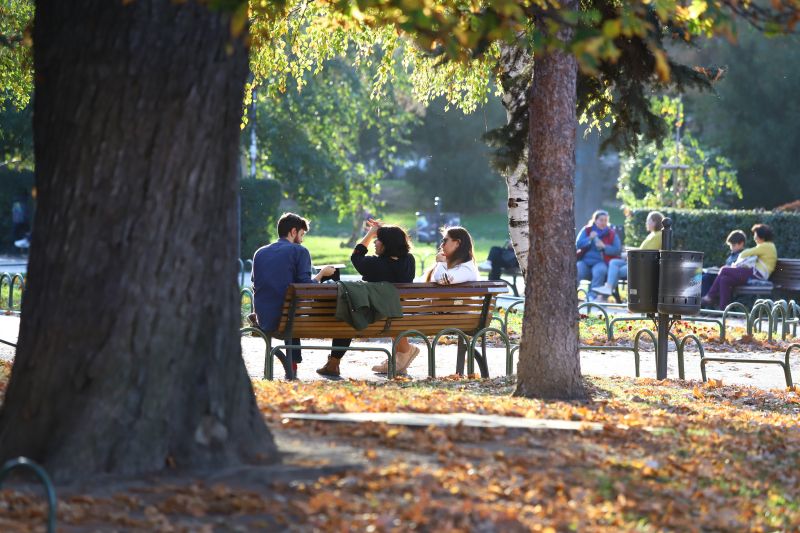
left=0, top=103, right=32, bottom=168
left=251, top=56, right=417, bottom=223
left=248, top=1, right=497, bottom=115
left=0, top=166, right=33, bottom=251
left=625, top=208, right=800, bottom=266
left=240, top=177, right=281, bottom=260
left=617, top=97, right=741, bottom=209
left=402, top=96, right=507, bottom=211
left=684, top=26, right=800, bottom=209
left=0, top=0, right=33, bottom=111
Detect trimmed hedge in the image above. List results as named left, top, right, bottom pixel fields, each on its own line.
left=625, top=208, right=800, bottom=266
left=240, top=177, right=282, bottom=260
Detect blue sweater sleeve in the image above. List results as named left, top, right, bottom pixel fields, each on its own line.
left=576, top=228, right=592, bottom=248
left=294, top=247, right=314, bottom=283
left=604, top=234, right=622, bottom=256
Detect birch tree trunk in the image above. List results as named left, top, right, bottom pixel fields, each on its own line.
left=497, top=42, right=533, bottom=278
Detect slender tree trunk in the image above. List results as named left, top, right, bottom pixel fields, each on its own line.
left=0, top=0, right=276, bottom=481
left=497, top=42, right=533, bottom=278
left=515, top=2, right=587, bottom=400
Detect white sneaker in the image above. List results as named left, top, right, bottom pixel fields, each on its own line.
left=478, top=260, right=493, bottom=271
left=593, top=284, right=613, bottom=296
left=14, top=237, right=30, bottom=249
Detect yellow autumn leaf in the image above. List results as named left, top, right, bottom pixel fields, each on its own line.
left=653, top=48, right=671, bottom=82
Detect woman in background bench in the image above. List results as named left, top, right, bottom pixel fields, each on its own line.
left=424, top=226, right=480, bottom=285
left=594, top=210, right=663, bottom=299
left=317, top=220, right=417, bottom=377
left=702, top=224, right=778, bottom=310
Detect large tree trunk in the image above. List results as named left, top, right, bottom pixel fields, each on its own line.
left=0, top=0, right=276, bottom=481
left=497, top=42, right=533, bottom=279
left=515, top=2, right=587, bottom=400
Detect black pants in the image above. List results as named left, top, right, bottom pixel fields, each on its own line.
left=488, top=246, right=518, bottom=280
left=331, top=338, right=352, bottom=360
left=282, top=338, right=353, bottom=363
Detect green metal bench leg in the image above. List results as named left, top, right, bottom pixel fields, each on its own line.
left=240, top=327, right=273, bottom=380
left=432, top=329, right=471, bottom=378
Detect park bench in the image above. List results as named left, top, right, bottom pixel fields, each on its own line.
left=243, top=281, right=509, bottom=380
left=476, top=264, right=523, bottom=297
left=731, top=258, right=800, bottom=301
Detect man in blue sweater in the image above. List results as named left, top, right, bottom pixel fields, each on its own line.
left=252, top=213, right=335, bottom=379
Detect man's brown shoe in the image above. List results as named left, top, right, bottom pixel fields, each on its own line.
left=316, top=356, right=341, bottom=377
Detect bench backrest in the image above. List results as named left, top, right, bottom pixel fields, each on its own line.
left=273, top=281, right=508, bottom=339
left=772, top=258, right=800, bottom=292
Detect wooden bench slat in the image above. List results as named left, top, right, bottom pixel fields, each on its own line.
left=283, top=306, right=485, bottom=317
left=289, top=321, right=483, bottom=333
left=289, top=313, right=482, bottom=323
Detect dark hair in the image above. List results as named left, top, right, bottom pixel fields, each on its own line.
left=587, top=209, right=609, bottom=227
left=751, top=223, right=774, bottom=242
left=376, top=225, right=410, bottom=257
left=726, top=230, right=747, bottom=245
left=443, top=226, right=475, bottom=266
left=277, top=212, right=309, bottom=238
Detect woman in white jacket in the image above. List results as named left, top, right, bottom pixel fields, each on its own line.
left=426, top=226, right=480, bottom=284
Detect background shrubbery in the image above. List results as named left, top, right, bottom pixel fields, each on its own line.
left=240, top=177, right=281, bottom=260
left=626, top=208, right=800, bottom=266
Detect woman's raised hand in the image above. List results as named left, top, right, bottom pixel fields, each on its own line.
left=365, top=218, right=382, bottom=235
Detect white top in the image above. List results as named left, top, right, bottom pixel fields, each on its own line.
left=430, top=260, right=480, bottom=285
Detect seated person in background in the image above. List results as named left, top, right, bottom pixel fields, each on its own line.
left=702, top=224, right=778, bottom=310
left=594, top=211, right=663, bottom=298
left=315, top=220, right=419, bottom=377
left=480, top=240, right=519, bottom=280
left=425, top=226, right=480, bottom=285
left=252, top=213, right=336, bottom=379
left=576, top=210, right=621, bottom=301
left=700, top=229, right=747, bottom=296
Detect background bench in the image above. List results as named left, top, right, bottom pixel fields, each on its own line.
left=248, top=281, right=509, bottom=379
left=732, top=258, right=800, bottom=301
left=476, top=264, right=523, bottom=296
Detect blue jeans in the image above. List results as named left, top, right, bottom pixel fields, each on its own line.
left=577, top=260, right=608, bottom=296
left=606, top=258, right=628, bottom=288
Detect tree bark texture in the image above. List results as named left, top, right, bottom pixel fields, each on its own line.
left=497, top=42, right=533, bottom=279
left=515, top=3, right=587, bottom=400
left=0, top=0, right=276, bottom=481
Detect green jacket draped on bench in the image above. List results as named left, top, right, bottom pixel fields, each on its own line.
left=335, top=281, right=403, bottom=330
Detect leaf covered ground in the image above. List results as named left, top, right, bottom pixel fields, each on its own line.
left=1, top=368, right=799, bottom=531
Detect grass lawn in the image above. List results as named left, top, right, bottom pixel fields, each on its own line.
left=304, top=210, right=511, bottom=276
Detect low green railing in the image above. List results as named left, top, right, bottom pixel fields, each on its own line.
left=0, top=457, right=56, bottom=533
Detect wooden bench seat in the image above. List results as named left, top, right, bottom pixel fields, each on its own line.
left=732, top=258, right=800, bottom=300
left=245, top=281, right=509, bottom=380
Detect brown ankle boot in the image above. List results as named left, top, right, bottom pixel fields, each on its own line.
left=316, top=356, right=341, bottom=377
